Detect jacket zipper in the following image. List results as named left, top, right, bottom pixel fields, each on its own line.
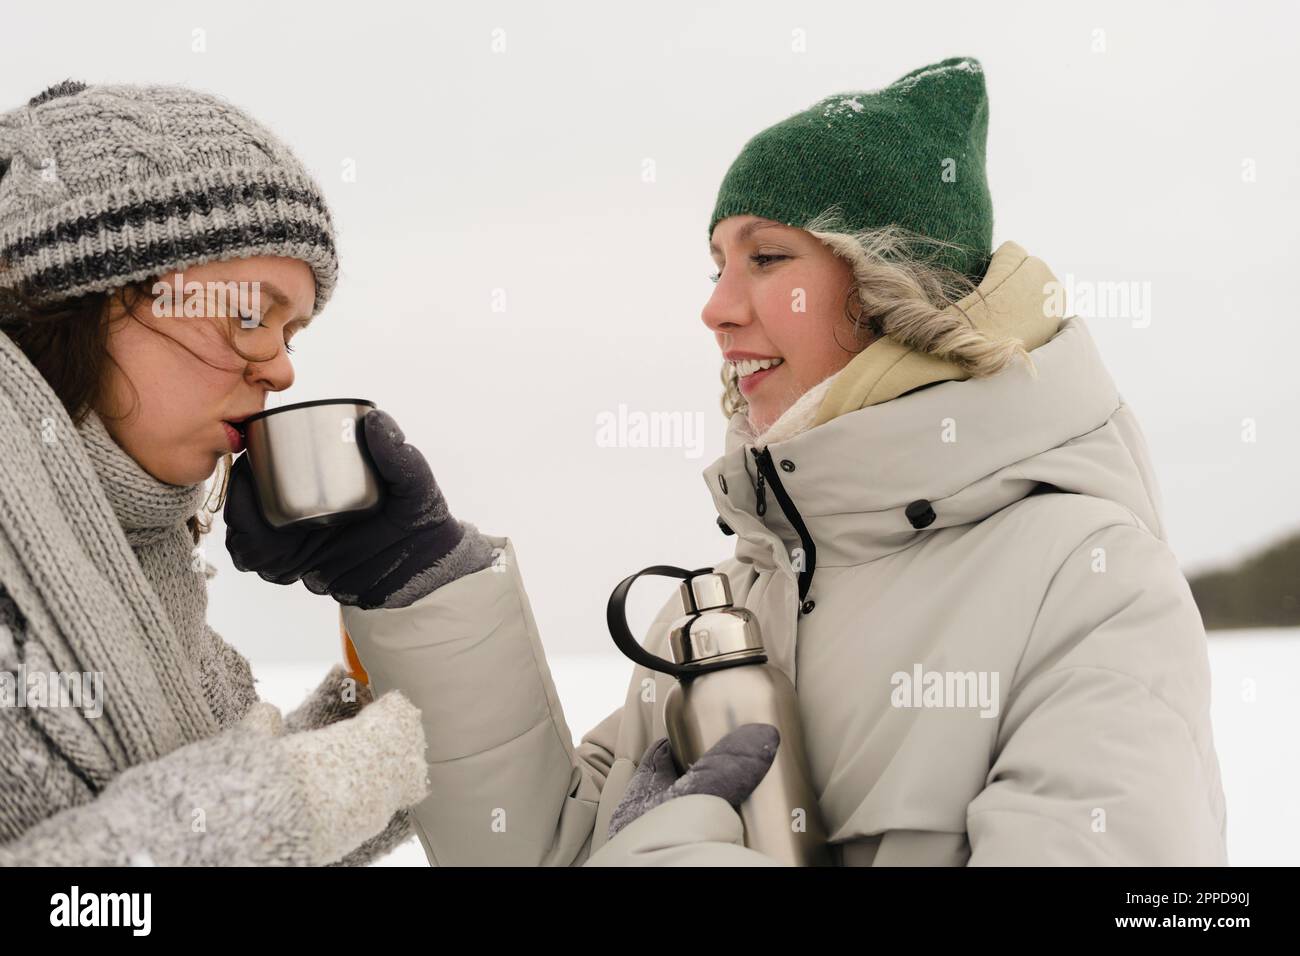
left=750, top=446, right=817, bottom=608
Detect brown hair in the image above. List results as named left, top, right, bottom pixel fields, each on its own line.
left=0, top=278, right=278, bottom=543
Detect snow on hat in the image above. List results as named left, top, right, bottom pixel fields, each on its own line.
left=708, top=55, right=993, bottom=281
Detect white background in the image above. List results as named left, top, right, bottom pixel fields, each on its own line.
left=4, top=0, right=1297, bottom=865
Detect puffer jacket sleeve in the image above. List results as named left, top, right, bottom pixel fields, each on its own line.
left=340, top=534, right=618, bottom=866
left=965, top=522, right=1229, bottom=865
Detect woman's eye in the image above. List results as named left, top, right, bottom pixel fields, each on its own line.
left=708, top=253, right=787, bottom=284
left=231, top=313, right=300, bottom=354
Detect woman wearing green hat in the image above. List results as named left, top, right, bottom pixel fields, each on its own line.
left=331, top=55, right=1228, bottom=866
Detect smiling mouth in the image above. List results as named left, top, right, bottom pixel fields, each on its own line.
left=731, top=356, right=785, bottom=378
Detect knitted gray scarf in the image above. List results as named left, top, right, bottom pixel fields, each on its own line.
left=0, top=329, right=258, bottom=790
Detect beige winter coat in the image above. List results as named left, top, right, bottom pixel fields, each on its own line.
left=344, top=240, right=1229, bottom=866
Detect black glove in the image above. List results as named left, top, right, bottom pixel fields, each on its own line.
left=607, top=723, right=780, bottom=840
left=224, top=409, right=494, bottom=609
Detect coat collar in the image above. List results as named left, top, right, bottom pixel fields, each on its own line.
left=811, top=239, right=1063, bottom=425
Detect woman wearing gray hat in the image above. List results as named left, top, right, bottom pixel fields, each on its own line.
left=0, top=80, right=497, bottom=865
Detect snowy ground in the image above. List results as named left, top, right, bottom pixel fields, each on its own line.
left=254, top=629, right=1299, bottom=867
left=1202, top=628, right=1300, bottom=866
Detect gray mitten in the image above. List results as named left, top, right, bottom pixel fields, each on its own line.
left=0, top=693, right=430, bottom=867
left=607, top=723, right=779, bottom=840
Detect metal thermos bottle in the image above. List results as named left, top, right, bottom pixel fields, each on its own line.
left=606, top=565, right=831, bottom=866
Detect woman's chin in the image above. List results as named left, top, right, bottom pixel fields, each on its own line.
left=142, top=451, right=220, bottom=487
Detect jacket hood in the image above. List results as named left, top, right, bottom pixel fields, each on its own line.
left=703, top=241, right=1169, bottom=594
left=813, top=239, right=1063, bottom=424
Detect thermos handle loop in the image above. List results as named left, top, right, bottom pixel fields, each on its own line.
left=606, top=565, right=713, bottom=679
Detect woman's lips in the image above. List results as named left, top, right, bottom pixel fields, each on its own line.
left=222, top=421, right=245, bottom=454
left=738, top=363, right=781, bottom=396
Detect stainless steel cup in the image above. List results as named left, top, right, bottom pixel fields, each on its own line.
left=241, top=399, right=382, bottom=530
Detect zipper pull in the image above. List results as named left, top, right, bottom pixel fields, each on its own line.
left=750, top=447, right=767, bottom=516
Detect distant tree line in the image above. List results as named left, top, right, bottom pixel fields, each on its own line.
left=1186, top=529, right=1300, bottom=630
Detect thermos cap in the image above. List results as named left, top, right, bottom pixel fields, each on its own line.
left=669, top=572, right=765, bottom=667
left=680, top=572, right=732, bottom=612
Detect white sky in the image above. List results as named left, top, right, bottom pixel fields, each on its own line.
left=4, top=0, right=1297, bottom=661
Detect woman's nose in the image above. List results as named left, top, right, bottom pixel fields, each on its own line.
left=247, top=341, right=295, bottom=392
left=700, top=273, right=752, bottom=333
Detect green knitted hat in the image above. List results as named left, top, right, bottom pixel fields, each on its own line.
left=708, top=55, right=993, bottom=282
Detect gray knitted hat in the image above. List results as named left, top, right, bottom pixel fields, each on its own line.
left=0, top=80, right=338, bottom=315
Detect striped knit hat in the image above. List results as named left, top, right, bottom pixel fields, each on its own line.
left=0, top=80, right=338, bottom=315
